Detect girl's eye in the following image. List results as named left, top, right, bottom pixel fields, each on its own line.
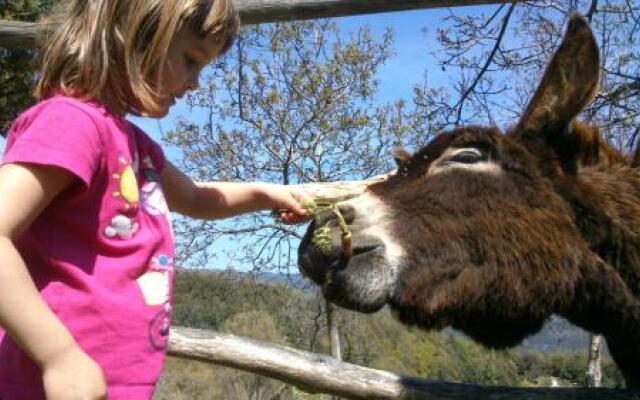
left=184, top=54, right=198, bottom=68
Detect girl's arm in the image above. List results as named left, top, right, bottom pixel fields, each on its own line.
left=161, top=161, right=308, bottom=222
left=0, top=163, right=106, bottom=400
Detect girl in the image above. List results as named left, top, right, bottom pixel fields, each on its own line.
left=0, top=0, right=308, bottom=399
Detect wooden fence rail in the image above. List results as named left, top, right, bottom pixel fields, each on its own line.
left=169, top=326, right=640, bottom=400
left=0, top=0, right=506, bottom=49
left=2, top=0, right=630, bottom=397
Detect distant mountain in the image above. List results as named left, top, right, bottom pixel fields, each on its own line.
left=447, top=316, right=597, bottom=354
left=517, top=315, right=600, bottom=354
left=253, top=271, right=311, bottom=290
left=254, top=271, right=600, bottom=354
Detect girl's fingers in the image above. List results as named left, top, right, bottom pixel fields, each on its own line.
left=276, top=209, right=309, bottom=224
left=271, top=189, right=312, bottom=223
left=289, top=191, right=311, bottom=212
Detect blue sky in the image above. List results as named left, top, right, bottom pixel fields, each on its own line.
left=127, top=4, right=503, bottom=270
left=0, top=4, right=502, bottom=270
left=130, top=4, right=501, bottom=146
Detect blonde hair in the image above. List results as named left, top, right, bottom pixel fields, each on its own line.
left=36, top=0, right=239, bottom=117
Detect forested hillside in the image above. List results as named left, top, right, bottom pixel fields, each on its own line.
left=154, top=270, right=625, bottom=399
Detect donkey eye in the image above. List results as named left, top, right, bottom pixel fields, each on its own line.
left=448, top=150, right=482, bottom=164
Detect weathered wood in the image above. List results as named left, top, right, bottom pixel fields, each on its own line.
left=168, top=326, right=640, bottom=400
left=0, top=20, right=45, bottom=50
left=585, top=334, right=603, bottom=387
left=326, top=300, right=342, bottom=360
left=235, top=0, right=507, bottom=24
left=1, top=0, right=506, bottom=49
left=289, top=174, right=389, bottom=204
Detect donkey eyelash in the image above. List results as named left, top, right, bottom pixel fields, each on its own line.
left=427, top=147, right=499, bottom=176
left=442, top=148, right=483, bottom=165
left=448, top=150, right=482, bottom=164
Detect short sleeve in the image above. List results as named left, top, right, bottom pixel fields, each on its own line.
left=2, top=100, right=103, bottom=186
left=131, top=124, right=166, bottom=173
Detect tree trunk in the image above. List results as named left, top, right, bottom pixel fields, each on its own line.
left=326, top=300, right=342, bottom=361
left=326, top=300, right=343, bottom=400
left=1, top=0, right=506, bottom=49
left=585, top=334, right=603, bottom=387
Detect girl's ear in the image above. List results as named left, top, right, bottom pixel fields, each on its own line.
left=392, top=147, right=412, bottom=168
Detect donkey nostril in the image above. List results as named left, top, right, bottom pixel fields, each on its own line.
left=337, top=204, right=355, bottom=224
left=352, top=244, right=378, bottom=256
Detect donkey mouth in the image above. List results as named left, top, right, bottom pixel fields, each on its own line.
left=299, top=238, right=394, bottom=313
left=298, top=242, right=381, bottom=286
left=351, top=243, right=380, bottom=257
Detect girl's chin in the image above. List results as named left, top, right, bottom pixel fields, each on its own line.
left=145, top=106, right=170, bottom=119
left=163, top=98, right=176, bottom=111
left=141, top=97, right=174, bottom=118
left=156, top=100, right=174, bottom=117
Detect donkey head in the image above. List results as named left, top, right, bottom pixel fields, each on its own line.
left=298, top=15, right=604, bottom=349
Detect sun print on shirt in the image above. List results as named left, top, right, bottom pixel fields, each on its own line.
left=112, top=156, right=139, bottom=210
left=104, top=156, right=140, bottom=239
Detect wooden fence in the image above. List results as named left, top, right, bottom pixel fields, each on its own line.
left=0, top=0, right=506, bottom=49
left=169, top=326, right=640, bottom=399
left=2, top=1, right=636, bottom=397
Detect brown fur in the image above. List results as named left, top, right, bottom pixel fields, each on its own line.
left=298, top=15, right=640, bottom=388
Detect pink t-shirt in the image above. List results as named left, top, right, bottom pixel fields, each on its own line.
left=0, top=95, right=176, bottom=399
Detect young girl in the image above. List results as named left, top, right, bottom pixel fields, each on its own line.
left=0, top=0, right=308, bottom=399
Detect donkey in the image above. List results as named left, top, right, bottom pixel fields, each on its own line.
left=298, top=14, right=640, bottom=388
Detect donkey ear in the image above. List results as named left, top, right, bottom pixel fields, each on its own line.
left=392, top=147, right=412, bottom=167
left=515, top=14, right=600, bottom=142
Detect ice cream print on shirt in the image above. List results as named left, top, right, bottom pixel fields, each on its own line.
left=138, top=254, right=174, bottom=349
left=137, top=254, right=173, bottom=306
left=105, top=148, right=175, bottom=348
left=140, top=156, right=170, bottom=216
left=128, top=156, right=175, bottom=302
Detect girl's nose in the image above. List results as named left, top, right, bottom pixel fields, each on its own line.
left=186, top=72, right=200, bottom=92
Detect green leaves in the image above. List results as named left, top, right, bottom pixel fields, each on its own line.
left=0, top=0, right=53, bottom=135
left=165, top=20, right=407, bottom=269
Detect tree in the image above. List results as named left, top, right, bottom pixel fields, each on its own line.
left=412, top=1, right=639, bottom=145
left=164, top=19, right=416, bottom=271
left=0, top=0, right=54, bottom=135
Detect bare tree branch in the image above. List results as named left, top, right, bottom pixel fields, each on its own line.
left=454, top=0, right=517, bottom=125
left=586, top=0, right=598, bottom=22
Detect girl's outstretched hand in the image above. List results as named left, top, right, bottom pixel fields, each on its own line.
left=42, top=345, right=107, bottom=400
left=263, top=185, right=311, bottom=224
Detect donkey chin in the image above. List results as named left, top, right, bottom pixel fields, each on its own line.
left=298, top=211, right=400, bottom=313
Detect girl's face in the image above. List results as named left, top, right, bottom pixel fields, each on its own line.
left=158, top=26, right=224, bottom=116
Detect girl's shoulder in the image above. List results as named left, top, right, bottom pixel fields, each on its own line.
left=12, top=95, right=110, bottom=134
left=28, top=94, right=109, bottom=120
left=4, top=95, right=111, bottom=187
